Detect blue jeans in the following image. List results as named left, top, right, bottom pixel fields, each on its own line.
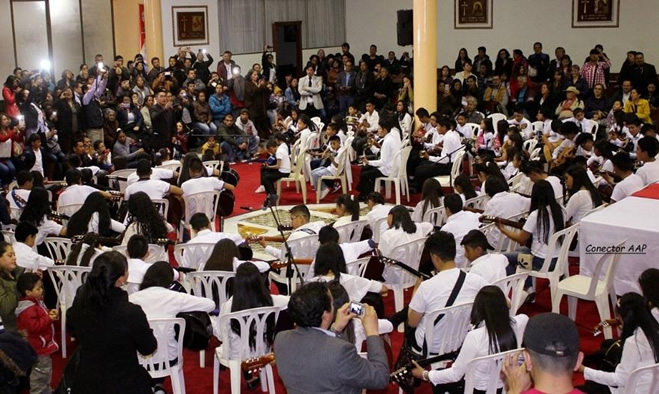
left=504, top=247, right=557, bottom=288
left=339, top=95, right=355, bottom=116
left=193, top=122, right=217, bottom=136
left=0, top=159, right=16, bottom=184
left=220, top=136, right=260, bottom=162
left=311, top=166, right=333, bottom=191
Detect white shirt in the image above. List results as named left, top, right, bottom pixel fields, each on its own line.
left=543, top=175, right=564, bottom=199
left=380, top=222, right=434, bottom=283
left=409, top=268, right=488, bottom=353
left=127, top=258, right=151, bottom=285
left=127, top=168, right=175, bottom=185
left=441, top=211, right=481, bottom=268
left=483, top=192, right=531, bottom=248
left=428, top=315, right=528, bottom=390
left=523, top=209, right=561, bottom=259
left=412, top=199, right=443, bottom=223
left=276, top=142, right=291, bottom=174
left=508, top=118, right=532, bottom=140
left=307, top=240, right=374, bottom=278
left=368, top=131, right=402, bottom=177
left=264, top=221, right=326, bottom=259
left=58, top=184, right=100, bottom=208
left=456, top=123, right=473, bottom=139
left=13, top=242, right=54, bottom=271
left=611, top=174, right=644, bottom=202
left=468, top=253, right=509, bottom=285
left=186, top=229, right=244, bottom=269
left=359, top=111, right=380, bottom=133
left=565, top=189, right=596, bottom=224
left=218, top=295, right=289, bottom=359
left=125, top=179, right=171, bottom=200
left=191, top=229, right=243, bottom=245
left=30, top=148, right=43, bottom=175
left=636, top=160, right=659, bottom=186
left=398, top=113, right=412, bottom=136
left=35, top=216, right=63, bottom=246
left=429, top=130, right=463, bottom=164
left=8, top=189, right=30, bottom=220
left=584, top=328, right=656, bottom=394
left=367, top=204, right=391, bottom=241
left=181, top=177, right=226, bottom=214
left=308, top=273, right=382, bottom=305
left=129, top=286, right=215, bottom=361
left=87, top=212, right=126, bottom=235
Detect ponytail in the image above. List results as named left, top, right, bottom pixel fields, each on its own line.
left=80, top=251, right=127, bottom=312
left=336, top=194, right=360, bottom=221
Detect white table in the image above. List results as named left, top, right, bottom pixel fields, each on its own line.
left=579, top=196, right=659, bottom=296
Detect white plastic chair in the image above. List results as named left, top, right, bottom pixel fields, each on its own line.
left=1, top=230, right=15, bottom=245
left=276, top=150, right=307, bottom=204
left=156, top=162, right=181, bottom=172
left=375, top=146, right=412, bottom=205
left=464, top=123, right=481, bottom=140
left=315, top=149, right=349, bottom=203
left=43, top=237, right=72, bottom=263
left=529, top=147, right=542, bottom=161
left=507, top=173, right=525, bottom=191
left=109, top=168, right=137, bottom=192
left=372, top=216, right=389, bottom=244
left=345, top=256, right=371, bottom=277
left=383, top=237, right=428, bottom=317
left=57, top=204, right=83, bottom=218
left=112, top=244, right=168, bottom=264
left=179, top=191, right=221, bottom=240
left=531, top=120, right=544, bottom=136
left=419, top=302, right=474, bottom=358
left=523, top=139, right=538, bottom=153
left=48, top=266, right=92, bottom=358
left=269, top=236, right=319, bottom=294
left=487, top=113, right=507, bottom=134
left=552, top=240, right=624, bottom=339
left=214, top=306, right=281, bottom=394
left=625, top=362, right=659, bottom=394
left=138, top=318, right=186, bottom=394
left=422, top=206, right=445, bottom=227
left=174, top=242, right=218, bottom=270
left=493, top=211, right=529, bottom=253
left=152, top=198, right=170, bottom=219
left=584, top=119, right=599, bottom=135
left=516, top=223, right=580, bottom=304
left=433, top=148, right=466, bottom=187
left=465, top=194, right=490, bottom=211
left=464, top=349, right=522, bottom=394
left=343, top=136, right=355, bottom=191
left=203, top=160, right=223, bottom=174
left=334, top=219, right=368, bottom=243
left=492, top=273, right=529, bottom=316
left=188, top=271, right=236, bottom=368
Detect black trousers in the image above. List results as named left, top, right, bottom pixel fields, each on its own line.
left=414, top=160, right=451, bottom=190
left=260, top=167, right=288, bottom=195
left=356, top=165, right=384, bottom=196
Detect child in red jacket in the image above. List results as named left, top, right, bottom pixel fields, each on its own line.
left=16, top=273, right=58, bottom=394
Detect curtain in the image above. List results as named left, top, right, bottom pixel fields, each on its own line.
left=306, top=0, right=346, bottom=48
left=264, top=0, right=307, bottom=46
left=218, top=0, right=266, bottom=54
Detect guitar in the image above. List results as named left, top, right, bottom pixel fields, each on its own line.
left=269, top=259, right=313, bottom=270
left=376, top=252, right=432, bottom=281
left=478, top=215, right=525, bottom=229
left=241, top=353, right=275, bottom=374
left=552, top=145, right=576, bottom=167
left=390, top=354, right=452, bottom=385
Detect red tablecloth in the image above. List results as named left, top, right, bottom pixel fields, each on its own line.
left=631, top=183, right=659, bottom=200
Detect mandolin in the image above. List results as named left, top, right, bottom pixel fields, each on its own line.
left=241, top=353, right=275, bottom=374
left=479, top=215, right=525, bottom=229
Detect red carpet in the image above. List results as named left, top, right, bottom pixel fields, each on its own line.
left=46, top=162, right=606, bottom=393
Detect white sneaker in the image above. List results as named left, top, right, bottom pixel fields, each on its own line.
left=319, top=188, right=330, bottom=201
left=254, top=185, right=265, bottom=193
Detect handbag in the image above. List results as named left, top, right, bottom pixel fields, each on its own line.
left=55, top=346, right=81, bottom=394
left=168, top=281, right=214, bottom=351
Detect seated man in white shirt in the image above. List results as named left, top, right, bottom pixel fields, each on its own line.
left=461, top=229, right=508, bottom=284
left=310, top=135, right=344, bottom=200
left=58, top=169, right=112, bottom=209
left=125, top=234, right=152, bottom=293
left=392, top=231, right=487, bottom=354
left=126, top=166, right=177, bottom=186
left=255, top=205, right=325, bottom=259
left=413, top=118, right=463, bottom=191
left=440, top=194, right=481, bottom=269
left=508, top=107, right=533, bottom=140
left=522, top=161, right=564, bottom=200
left=8, top=171, right=33, bottom=220
left=605, top=152, right=645, bottom=203
left=181, top=156, right=234, bottom=215
left=124, top=159, right=183, bottom=200
left=635, top=136, right=659, bottom=186
left=481, top=176, right=531, bottom=252
left=181, top=213, right=245, bottom=269
left=357, top=117, right=403, bottom=200
left=13, top=222, right=54, bottom=272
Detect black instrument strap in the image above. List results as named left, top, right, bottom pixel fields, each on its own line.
left=418, top=270, right=467, bottom=356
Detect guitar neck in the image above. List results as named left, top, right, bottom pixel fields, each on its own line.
left=241, top=353, right=275, bottom=372
left=463, top=206, right=484, bottom=214
left=378, top=255, right=431, bottom=280
left=479, top=215, right=525, bottom=229
left=269, top=258, right=313, bottom=270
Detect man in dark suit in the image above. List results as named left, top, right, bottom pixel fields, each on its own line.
left=149, top=90, right=174, bottom=150
left=274, top=282, right=389, bottom=394
left=631, top=52, right=658, bottom=96
left=336, top=61, right=357, bottom=115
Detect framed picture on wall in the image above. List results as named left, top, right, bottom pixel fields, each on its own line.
left=454, top=0, right=493, bottom=29
left=572, top=0, right=619, bottom=28
left=172, top=6, right=209, bottom=46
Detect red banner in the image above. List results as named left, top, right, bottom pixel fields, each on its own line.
left=139, top=4, right=146, bottom=56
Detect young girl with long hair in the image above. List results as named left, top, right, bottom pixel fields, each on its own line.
left=334, top=194, right=361, bottom=227
left=19, top=188, right=66, bottom=246
left=66, top=233, right=103, bottom=267
left=67, top=192, right=126, bottom=238
left=412, top=178, right=444, bottom=223
left=453, top=174, right=478, bottom=202
left=121, top=191, right=170, bottom=245
left=564, top=165, right=603, bottom=224
left=412, top=286, right=528, bottom=391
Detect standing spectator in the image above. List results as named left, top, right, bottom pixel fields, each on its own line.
left=216, top=51, right=236, bottom=84
left=337, top=61, right=357, bottom=115
left=2, top=76, right=20, bottom=121
left=262, top=46, right=277, bottom=85
left=355, top=60, right=375, bottom=112
left=473, top=46, right=492, bottom=75
left=527, top=42, right=550, bottom=86
left=146, top=57, right=164, bottom=84
left=549, top=46, right=567, bottom=76
left=192, top=50, right=214, bottom=84
left=150, top=90, right=175, bottom=150
left=372, top=67, right=393, bottom=110
left=454, top=48, right=471, bottom=73
left=116, top=94, right=143, bottom=136
left=631, top=52, right=658, bottom=96
left=244, top=71, right=270, bottom=138
left=581, top=48, right=611, bottom=90
left=67, top=252, right=157, bottom=394
left=82, top=71, right=108, bottom=145
left=298, top=65, right=324, bottom=119
left=494, top=49, right=513, bottom=78
left=617, top=51, right=637, bottom=87
left=362, top=45, right=385, bottom=72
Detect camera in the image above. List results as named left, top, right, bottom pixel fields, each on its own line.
left=349, top=302, right=364, bottom=316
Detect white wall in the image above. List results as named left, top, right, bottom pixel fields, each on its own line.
left=160, top=0, right=220, bottom=65
left=231, top=46, right=342, bottom=75
left=345, top=0, right=659, bottom=71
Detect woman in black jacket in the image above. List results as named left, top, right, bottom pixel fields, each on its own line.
left=54, top=87, right=82, bottom=153
left=67, top=251, right=157, bottom=394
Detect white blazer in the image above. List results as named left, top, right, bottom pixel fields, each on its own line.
left=298, top=75, right=324, bottom=110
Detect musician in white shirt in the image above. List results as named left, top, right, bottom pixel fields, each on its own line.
left=440, top=194, right=481, bottom=269
left=461, top=230, right=508, bottom=284
left=414, top=118, right=463, bottom=190
left=606, top=152, right=645, bottom=203
left=358, top=101, right=380, bottom=133
left=126, top=167, right=175, bottom=185
left=564, top=166, right=603, bottom=224
left=522, top=162, right=563, bottom=199
left=307, top=225, right=377, bottom=279
left=357, top=118, right=402, bottom=199
left=124, top=159, right=182, bottom=200
left=181, top=213, right=244, bottom=269
left=7, top=171, right=32, bottom=220
left=13, top=222, right=54, bottom=271
left=254, top=205, right=325, bottom=260
left=508, top=110, right=533, bottom=140
left=366, top=192, right=390, bottom=241
left=635, top=137, right=659, bottom=186
left=58, top=169, right=112, bottom=208
left=407, top=231, right=488, bottom=354
left=481, top=177, right=531, bottom=249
